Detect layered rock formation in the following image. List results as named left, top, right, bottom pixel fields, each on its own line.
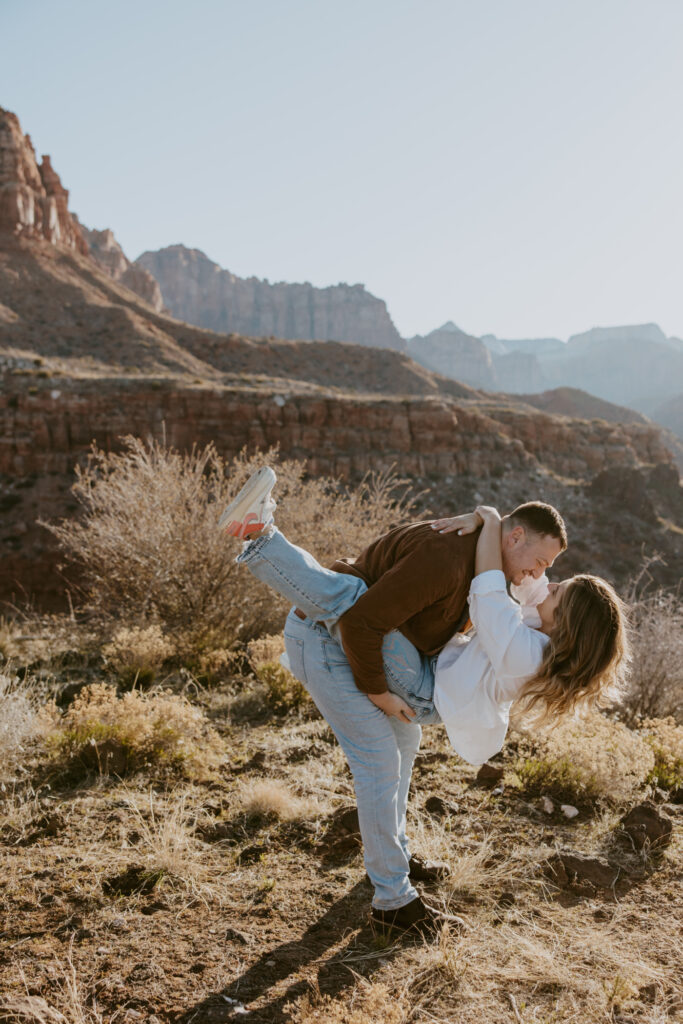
left=1, top=370, right=678, bottom=606
left=74, top=217, right=163, bottom=312
left=0, top=107, right=87, bottom=253
left=136, top=245, right=405, bottom=350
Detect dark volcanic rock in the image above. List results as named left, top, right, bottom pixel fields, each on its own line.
left=545, top=851, right=620, bottom=889
left=620, top=802, right=673, bottom=850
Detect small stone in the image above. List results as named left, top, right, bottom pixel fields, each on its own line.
left=225, top=927, right=249, bottom=944
left=561, top=804, right=579, bottom=819
left=476, top=763, right=505, bottom=788
left=236, top=843, right=270, bottom=864
left=541, top=796, right=554, bottom=814
left=424, top=795, right=460, bottom=816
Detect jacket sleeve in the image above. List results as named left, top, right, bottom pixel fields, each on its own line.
left=467, top=570, right=546, bottom=681
left=338, top=536, right=467, bottom=694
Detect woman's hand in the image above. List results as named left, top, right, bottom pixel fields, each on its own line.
left=431, top=511, right=483, bottom=535
left=368, top=690, right=416, bottom=722
left=474, top=505, right=502, bottom=524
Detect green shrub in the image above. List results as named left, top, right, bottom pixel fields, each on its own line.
left=642, top=717, right=683, bottom=791
left=512, top=711, right=655, bottom=805
left=47, top=683, right=224, bottom=777
left=255, top=661, right=310, bottom=715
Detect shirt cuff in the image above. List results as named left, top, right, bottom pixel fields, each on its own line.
left=469, top=569, right=507, bottom=595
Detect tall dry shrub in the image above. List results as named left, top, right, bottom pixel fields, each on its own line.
left=0, top=673, right=39, bottom=779
left=623, top=588, right=683, bottom=724
left=44, top=438, right=420, bottom=652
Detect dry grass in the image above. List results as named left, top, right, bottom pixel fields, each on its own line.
left=288, top=981, right=408, bottom=1023
left=1, top=945, right=105, bottom=1023
left=120, top=788, right=228, bottom=903
left=238, top=779, right=323, bottom=822
left=42, top=439, right=420, bottom=655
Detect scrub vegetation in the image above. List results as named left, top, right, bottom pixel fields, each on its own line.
left=1, top=441, right=681, bottom=1023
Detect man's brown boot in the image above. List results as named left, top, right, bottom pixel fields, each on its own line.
left=370, top=896, right=464, bottom=939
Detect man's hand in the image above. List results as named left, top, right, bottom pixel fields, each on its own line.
left=431, top=511, right=483, bottom=535
left=368, top=690, right=416, bottom=722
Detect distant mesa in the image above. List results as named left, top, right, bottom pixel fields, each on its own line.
left=407, top=322, right=546, bottom=394
left=413, top=319, right=683, bottom=439
left=135, top=245, right=405, bottom=351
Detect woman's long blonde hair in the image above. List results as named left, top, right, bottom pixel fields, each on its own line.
left=517, top=574, right=631, bottom=726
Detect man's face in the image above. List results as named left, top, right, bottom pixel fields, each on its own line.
left=501, top=527, right=563, bottom=585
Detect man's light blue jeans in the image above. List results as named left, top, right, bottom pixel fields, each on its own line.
left=237, top=527, right=439, bottom=910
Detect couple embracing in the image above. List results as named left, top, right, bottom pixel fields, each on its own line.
left=220, top=468, right=629, bottom=939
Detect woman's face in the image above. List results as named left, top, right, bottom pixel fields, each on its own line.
left=537, top=578, right=574, bottom=630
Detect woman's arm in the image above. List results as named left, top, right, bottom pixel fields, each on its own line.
left=431, top=511, right=482, bottom=535
left=474, top=506, right=503, bottom=576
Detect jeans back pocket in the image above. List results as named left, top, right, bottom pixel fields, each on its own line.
left=283, top=633, right=306, bottom=685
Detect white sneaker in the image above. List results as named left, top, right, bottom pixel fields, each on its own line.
left=219, top=467, right=277, bottom=540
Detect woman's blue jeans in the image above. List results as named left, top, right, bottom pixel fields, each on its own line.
left=237, top=527, right=439, bottom=910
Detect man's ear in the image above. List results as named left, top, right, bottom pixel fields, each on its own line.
left=507, top=525, right=525, bottom=547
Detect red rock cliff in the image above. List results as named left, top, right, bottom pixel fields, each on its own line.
left=0, top=108, right=88, bottom=253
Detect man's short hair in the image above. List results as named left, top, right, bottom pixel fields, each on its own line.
left=508, top=502, right=568, bottom=551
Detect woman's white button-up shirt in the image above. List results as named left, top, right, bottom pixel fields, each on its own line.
left=433, top=569, right=550, bottom=765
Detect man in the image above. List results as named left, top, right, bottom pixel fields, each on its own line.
left=221, top=468, right=567, bottom=937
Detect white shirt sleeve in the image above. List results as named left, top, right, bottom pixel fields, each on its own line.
left=468, top=571, right=547, bottom=681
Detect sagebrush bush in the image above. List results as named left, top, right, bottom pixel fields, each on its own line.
left=102, top=624, right=175, bottom=688
left=44, top=438, right=419, bottom=654
left=513, top=711, right=655, bottom=805
left=641, top=716, right=683, bottom=791
left=49, top=683, right=224, bottom=776
left=624, top=588, right=683, bottom=724
left=254, top=662, right=311, bottom=715
left=0, top=673, right=39, bottom=778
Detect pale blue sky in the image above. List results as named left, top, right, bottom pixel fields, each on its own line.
left=2, top=0, right=683, bottom=340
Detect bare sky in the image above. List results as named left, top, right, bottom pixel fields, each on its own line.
left=2, top=0, right=683, bottom=340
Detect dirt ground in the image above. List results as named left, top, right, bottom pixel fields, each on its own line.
left=1, top=673, right=682, bottom=1024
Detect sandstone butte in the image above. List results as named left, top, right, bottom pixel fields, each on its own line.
left=0, top=104, right=681, bottom=608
